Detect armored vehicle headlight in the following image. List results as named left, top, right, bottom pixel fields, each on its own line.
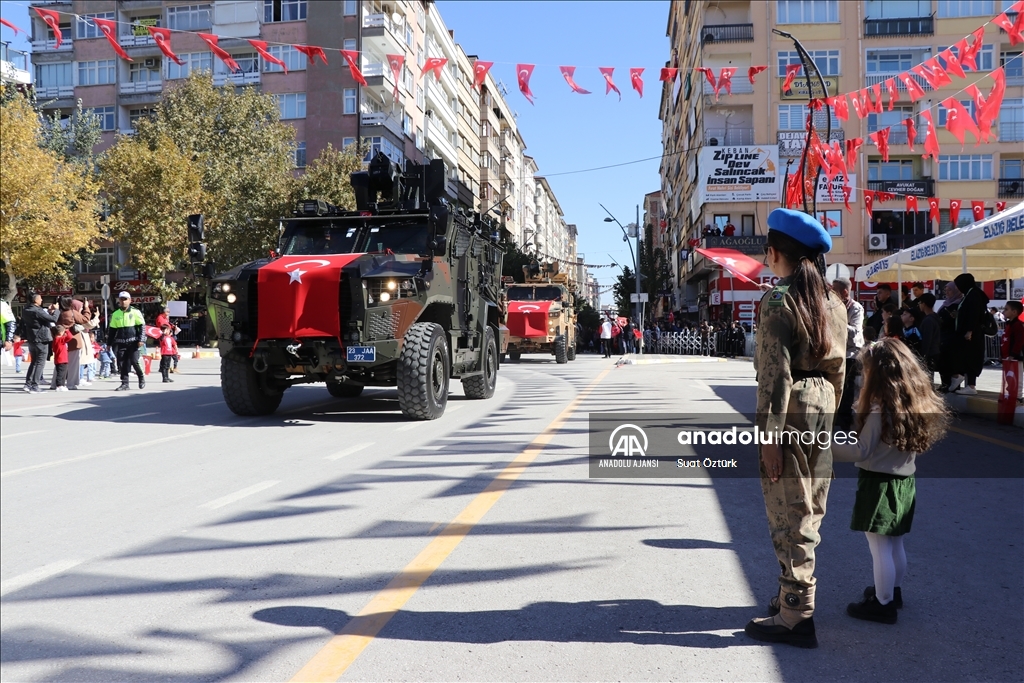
left=379, top=292, right=391, bottom=302
left=226, top=293, right=237, bottom=304
left=221, top=283, right=231, bottom=293
left=386, top=280, right=397, bottom=291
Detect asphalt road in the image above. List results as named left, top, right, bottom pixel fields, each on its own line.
left=1, top=354, right=1021, bottom=683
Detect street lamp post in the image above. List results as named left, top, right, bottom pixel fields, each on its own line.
left=600, top=204, right=643, bottom=351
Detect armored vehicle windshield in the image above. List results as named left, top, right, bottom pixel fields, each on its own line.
left=507, top=285, right=563, bottom=301
left=280, top=217, right=430, bottom=256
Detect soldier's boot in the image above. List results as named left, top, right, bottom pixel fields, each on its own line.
left=746, top=587, right=817, bottom=649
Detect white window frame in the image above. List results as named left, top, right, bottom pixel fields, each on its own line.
left=867, top=158, right=916, bottom=181
left=166, top=4, right=212, bottom=31
left=777, top=49, right=840, bottom=76
left=276, top=92, right=306, bottom=119
left=129, top=60, right=162, bottom=82
left=777, top=104, right=839, bottom=130
left=35, top=62, right=73, bottom=87
left=343, top=88, right=357, bottom=115
left=937, top=100, right=975, bottom=127
left=167, top=52, right=213, bottom=80
left=343, top=0, right=358, bottom=16
left=76, top=12, right=115, bottom=39
left=938, top=154, right=993, bottom=181
left=294, top=141, right=306, bottom=168
left=77, top=59, right=116, bottom=86
left=264, top=0, right=307, bottom=22
left=263, top=45, right=304, bottom=73
left=214, top=51, right=259, bottom=75
left=1000, top=98, right=1023, bottom=141
left=342, top=137, right=356, bottom=149
left=937, top=0, right=994, bottom=17
left=87, top=105, right=116, bottom=131
left=776, top=0, right=839, bottom=24
left=939, top=44, right=994, bottom=72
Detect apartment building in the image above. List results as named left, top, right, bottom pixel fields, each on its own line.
left=643, top=190, right=669, bottom=316
left=661, top=0, right=1023, bottom=322
left=1, top=41, right=31, bottom=86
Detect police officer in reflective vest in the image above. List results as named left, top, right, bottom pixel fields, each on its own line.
left=108, top=291, right=147, bottom=391
left=745, top=209, right=848, bottom=648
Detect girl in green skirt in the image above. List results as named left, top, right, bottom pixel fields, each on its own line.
left=832, top=338, right=949, bottom=624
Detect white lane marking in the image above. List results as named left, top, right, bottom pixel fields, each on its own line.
left=0, top=430, right=44, bottom=440
left=396, top=422, right=420, bottom=432
left=110, top=412, right=158, bottom=421
left=325, top=442, right=374, bottom=461
left=199, top=480, right=280, bottom=510
left=419, top=445, right=445, bottom=451
left=196, top=401, right=223, bottom=408
left=0, top=559, right=82, bottom=597
left=692, top=380, right=712, bottom=392
left=0, top=403, right=71, bottom=415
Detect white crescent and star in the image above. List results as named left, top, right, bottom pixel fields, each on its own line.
left=283, top=259, right=331, bottom=285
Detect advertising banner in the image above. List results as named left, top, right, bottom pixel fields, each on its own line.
left=777, top=130, right=844, bottom=158
left=698, top=145, right=781, bottom=203
left=815, top=173, right=855, bottom=203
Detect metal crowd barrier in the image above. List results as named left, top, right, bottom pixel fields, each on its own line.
left=642, top=330, right=756, bottom=357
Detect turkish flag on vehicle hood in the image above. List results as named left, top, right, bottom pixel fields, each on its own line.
left=505, top=300, right=554, bottom=339
left=257, top=254, right=363, bottom=341
left=695, top=247, right=764, bottom=284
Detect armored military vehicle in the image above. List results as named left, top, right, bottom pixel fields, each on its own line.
left=203, top=152, right=504, bottom=420
left=503, top=261, right=577, bottom=364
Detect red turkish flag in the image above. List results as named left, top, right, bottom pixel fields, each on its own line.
left=903, top=117, right=917, bottom=152
left=257, top=255, right=364, bottom=341
left=927, top=197, right=940, bottom=224
left=33, top=7, right=62, bottom=48
left=714, top=67, right=736, bottom=100
left=694, top=248, right=764, bottom=284
left=827, top=94, right=849, bottom=121
left=341, top=50, right=367, bottom=86
left=517, top=64, right=536, bottom=104
left=869, top=128, right=891, bottom=163
left=870, top=83, right=884, bottom=113
left=959, top=27, right=986, bottom=71
left=0, top=18, right=23, bottom=35
left=91, top=18, right=132, bottom=61
left=630, top=68, right=644, bottom=97
left=877, top=191, right=896, bottom=203
left=971, top=201, right=985, bottom=222
left=782, top=63, right=801, bottom=94
left=846, top=137, right=863, bottom=168
left=506, top=301, right=556, bottom=339
left=148, top=26, right=184, bottom=66
left=996, top=201, right=1007, bottom=212
left=144, top=326, right=163, bottom=340
left=899, top=71, right=927, bottom=102
left=864, top=190, right=875, bottom=218
left=842, top=182, right=853, bottom=213
left=472, top=60, right=493, bottom=90
left=387, top=54, right=405, bottom=99
left=295, top=44, right=328, bottom=65
left=941, top=97, right=982, bottom=148
left=829, top=140, right=848, bottom=181
left=198, top=33, right=240, bottom=72
left=921, top=109, right=941, bottom=161
left=949, top=199, right=962, bottom=226
left=905, top=195, right=919, bottom=213
left=851, top=89, right=870, bottom=119
left=421, top=56, right=447, bottom=80
left=559, top=65, right=591, bottom=94
left=696, top=67, right=716, bottom=88
left=748, top=65, right=768, bottom=84
left=885, top=78, right=898, bottom=111
left=914, top=57, right=952, bottom=90
left=249, top=39, right=286, bottom=74
left=940, top=47, right=966, bottom=79
left=994, top=12, right=1023, bottom=44
left=976, top=67, right=1006, bottom=145
left=599, top=67, right=621, bottom=100
left=659, top=67, right=678, bottom=82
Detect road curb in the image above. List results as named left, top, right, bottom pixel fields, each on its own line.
left=944, top=391, right=1024, bottom=428
left=616, top=355, right=728, bottom=366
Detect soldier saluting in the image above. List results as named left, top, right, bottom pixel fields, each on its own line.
left=745, top=209, right=847, bottom=649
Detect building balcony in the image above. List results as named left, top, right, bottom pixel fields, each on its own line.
left=998, top=121, right=1024, bottom=143
left=1008, top=72, right=1024, bottom=87
left=425, top=79, right=457, bottom=130
left=212, top=71, right=260, bottom=87
left=864, top=72, right=929, bottom=90
left=362, top=62, right=398, bottom=92
left=702, top=79, right=754, bottom=96
left=873, top=233, right=934, bottom=252
left=362, top=13, right=405, bottom=56
left=999, top=178, right=1024, bottom=198
left=704, top=127, right=754, bottom=146
left=31, top=38, right=73, bottom=52
left=700, top=23, right=754, bottom=43
left=1, top=45, right=31, bottom=85
left=361, top=111, right=404, bottom=139
left=34, top=84, right=74, bottom=99
left=864, top=16, right=934, bottom=37
left=869, top=128, right=926, bottom=146
left=119, top=80, right=163, bottom=94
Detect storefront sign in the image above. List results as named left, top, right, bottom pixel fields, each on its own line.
left=131, top=17, right=159, bottom=36
left=780, top=76, right=839, bottom=100
left=697, top=145, right=782, bottom=203
left=816, top=173, right=856, bottom=203
left=777, top=130, right=844, bottom=158
left=703, top=235, right=767, bottom=255
left=869, top=180, right=933, bottom=196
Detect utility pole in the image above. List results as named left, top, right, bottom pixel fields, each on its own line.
left=635, top=203, right=642, bottom=353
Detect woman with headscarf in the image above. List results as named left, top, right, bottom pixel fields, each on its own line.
left=947, top=273, right=989, bottom=395
left=51, top=297, right=94, bottom=390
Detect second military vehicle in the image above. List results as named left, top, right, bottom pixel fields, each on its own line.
left=503, top=261, right=577, bottom=363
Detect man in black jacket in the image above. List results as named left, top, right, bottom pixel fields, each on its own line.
left=19, top=293, right=58, bottom=393
left=865, top=284, right=892, bottom=336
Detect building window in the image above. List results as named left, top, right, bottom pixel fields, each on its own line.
left=403, top=113, right=413, bottom=135
left=343, top=0, right=358, bottom=15
left=342, top=136, right=356, bottom=149
left=129, top=60, right=161, bottom=82
left=938, top=154, right=993, bottom=180
left=343, top=39, right=356, bottom=52
left=35, top=62, right=73, bottom=87
left=777, top=49, right=840, bottom=76
left=45, top=22, right=72, bottom=43
left=1000, top=98, right=1023, bottom=141
left=937, top=100, right=975, bottom=126
left=167, top=52, right=213, bottom=79
left=1001, top=157, right=1022, bottom=178
left=216, top=52, right=259, bottom=74
left=77, top=59, right=116, bottom=86
left=937, top=1, right=994, bottom=17
left=129, top=107, right=157, bottom=128
left=867, top=159, right=915, bottom=180
left=939, top=43, right=994, bottom=71
left=416, top=85, right=424, bottom=110
left=864, top=0, right=932, bottom=18
left=276, top=93, right=306, bottom=119
left=361, top=136, right=404, bottom=166
left=87, top=106, right=116, bottom=131
left=343, top=88, right=356, bottom=114
left=817, top=210, right=842, bottom=236
left=776, top=0, right=839, bottom=24
left=263, top=45, right=304, bottom=72
left=406, top=23, right=414, bottom=47
left=778, top=104, right=839, bottom=130
left=294, top=141, right=306, bottom=168
left=866, top=51, right=916, bottom=74
left=76, top=13, right=115, bottom=40
left=166, top=4, right=212, bottom=31
left=264, top=0, right=307, bottom=22
left=77, top=247, right=115, bottom=274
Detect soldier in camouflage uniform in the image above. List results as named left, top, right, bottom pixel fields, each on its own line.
left=745, top=209, right=848, bottom=649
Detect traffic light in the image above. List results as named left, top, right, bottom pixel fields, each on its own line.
left=187, top=214, right=205, bottom=242
left=188, top=241, right=207, bottom=263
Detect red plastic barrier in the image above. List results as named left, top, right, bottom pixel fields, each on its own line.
left=998, top=359, right=1021, bottom=425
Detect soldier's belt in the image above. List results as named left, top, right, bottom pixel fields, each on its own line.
left=791, top=370, right=827, bottom=381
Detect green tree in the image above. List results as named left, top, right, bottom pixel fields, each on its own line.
left=291, top=142, right=365, bottom=210
left=612, top=266, right=636, bottom=318
left=0, top=88, right=101, bottom=302
left=499, top=237, right=533, bottom=282
left=576, top=299, right=602, bottom=340
left=39, top=98, right=102, bottom=164
left=639, top=223, right=671, bottom=318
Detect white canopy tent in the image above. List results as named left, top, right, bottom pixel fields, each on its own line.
left=856, top=202, right=1024, bottom=286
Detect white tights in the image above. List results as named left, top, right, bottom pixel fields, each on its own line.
left=865, top=532, right=906, bottom=605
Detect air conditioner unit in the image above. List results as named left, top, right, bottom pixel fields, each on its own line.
left=708, top=138, right=719, bottom=146
left=77, top=281, right=94, bottom=293
left=144, top=57, right=157, bottom=68
left=868, top=233, right=888, bottom=250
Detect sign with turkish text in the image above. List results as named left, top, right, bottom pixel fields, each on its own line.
left=816, top=173, right=856, bottom=203
left=870, top=180, right=932, bottom=197
left=777, top=130, right=844, bottom=158
left=703, top=235, right=767, bottom=255
left=697, top=145, right=781, bottom=203
left=780, top=76, right=839, bottom=100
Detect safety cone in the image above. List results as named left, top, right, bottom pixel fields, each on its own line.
left=192, top=345, right=201, bottom=359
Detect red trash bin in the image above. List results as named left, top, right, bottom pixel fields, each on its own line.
left=998, top=359, right=1020, bottom=425
left=143, top=355, right=152, bottom=376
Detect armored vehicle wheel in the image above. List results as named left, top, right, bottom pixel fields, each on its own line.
left=221, top=354, right=283, bottom=416
left=567, top=345, right=576, bottom=361
left=463, top=327, right=497, bottom=399
left=397, top=322, right=449, bottom=420
left=508, top=350, right=521, bottom=362
left=554, top=336, right=568, bottom=364
left=327, top=382, right=363, bottom=398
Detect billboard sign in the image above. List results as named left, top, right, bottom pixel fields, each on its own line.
left=815, top=173, right=856, bottom=203
left=698, top=145, right=781, bottom=203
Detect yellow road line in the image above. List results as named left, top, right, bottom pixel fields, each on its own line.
left=290, top=366, right=612, bottom=682
left=949, top=425, right=1024, bottom=453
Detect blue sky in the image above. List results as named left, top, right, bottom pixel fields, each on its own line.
left=1, top=1, right=670, bottom=304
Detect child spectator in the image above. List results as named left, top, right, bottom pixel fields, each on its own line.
left=51, top=325, right=73, bottom=391
left=900, top=308, right=923, bottom=358
left=13, top=337, right=24, bottom=373
left=159, top=325, right=178, bottom=383
left=1002, top=301, right=1024, bottom=404
left=98, top=344, right=113, bottom=379
left=833, top=338, right=950, bottom=624
left=884, top=316, right=904, bottom=341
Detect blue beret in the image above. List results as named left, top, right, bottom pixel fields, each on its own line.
left=767, top=208, right=832, bottom=254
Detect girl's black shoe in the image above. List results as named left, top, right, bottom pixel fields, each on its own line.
left=863, top=585, right=902, bottom=608
left=847, top=595, right=897, bottom=624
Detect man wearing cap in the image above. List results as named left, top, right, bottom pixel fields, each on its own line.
left=746, top=209, right=848, bottom=648
left=108, top=291, right=147, bottom=391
